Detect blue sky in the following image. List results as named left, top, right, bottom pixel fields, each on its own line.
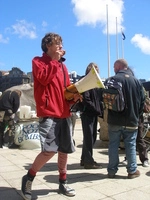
left=0, top=0, right=150, bottom=80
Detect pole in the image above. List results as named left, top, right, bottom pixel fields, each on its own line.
left=121, top=28, right=124, bottom=58
left=106, top=4, right=110, bottom=77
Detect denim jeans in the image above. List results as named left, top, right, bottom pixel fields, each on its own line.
left=107, top=124, right=138, bottom=175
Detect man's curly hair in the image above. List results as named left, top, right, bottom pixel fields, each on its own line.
left=41, top=32, right=62, bottom=53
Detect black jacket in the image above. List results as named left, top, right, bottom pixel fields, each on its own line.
left=0, top=90, right=20, bottom=115
left=107, top=70, right=145, bottom=127
left=81, top=88, right=103, bottom=117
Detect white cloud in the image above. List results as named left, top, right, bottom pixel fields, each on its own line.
left=12, top=20, right=37, bottom=39
left=131, top=34, right=150, bottom=55
left=42, top=21, right=48, bottom=27
left=71, top=0, right=125, bottom=34
left=0, top=34, right=9, bottom=43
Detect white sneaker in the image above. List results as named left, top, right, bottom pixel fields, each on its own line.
left=21, top=175, right=33, bottom=200
left=142, top=160, right=149, bottom=167
left=59, top=181, right=76, bottom=197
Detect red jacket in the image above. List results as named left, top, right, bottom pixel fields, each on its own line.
left=32, top=53, right=71, bottom=118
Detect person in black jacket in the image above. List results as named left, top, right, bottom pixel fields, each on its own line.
left=106, top=59, right=145, bottom=179
left=80, top=62, right=103, bottom=169
left=0, top=90, right=21, bottom=148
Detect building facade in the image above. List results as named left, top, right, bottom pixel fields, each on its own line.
left=0, top=68, right=81, bottom=93
left=0, top=67, right=30, bottom=92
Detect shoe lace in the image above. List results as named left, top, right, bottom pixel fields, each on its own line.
left=25, top=180, right=32, bottom=194
left=64, top=183, right=70, bottom=189
left=63, top=183, right=73, bottom=192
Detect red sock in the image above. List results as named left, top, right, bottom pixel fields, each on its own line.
left=28, top=168, right=36, bottom=177
left=59, top=173, right=66, bottom=181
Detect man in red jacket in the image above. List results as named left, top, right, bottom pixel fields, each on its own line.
left=21, top=32, right=81, bottom=200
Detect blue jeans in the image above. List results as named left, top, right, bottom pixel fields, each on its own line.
left=107, top=124, right=138, bottom=175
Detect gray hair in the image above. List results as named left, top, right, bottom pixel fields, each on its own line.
left=115, top=59, right=128, bottom=69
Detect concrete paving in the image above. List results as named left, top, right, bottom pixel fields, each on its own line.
left=0, top=119, right=150, bottom=200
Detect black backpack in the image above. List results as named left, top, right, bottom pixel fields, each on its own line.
left=102, top=77, right=126, bottom=112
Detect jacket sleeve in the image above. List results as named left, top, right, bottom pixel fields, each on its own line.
left=32, top=57, right=59, bottom=86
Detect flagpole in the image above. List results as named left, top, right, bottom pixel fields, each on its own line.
left=121, top=28, right=124, bottom=58
left=106, top=4, right=110, bottom=77
left=116, top=17, right=119, bottom=59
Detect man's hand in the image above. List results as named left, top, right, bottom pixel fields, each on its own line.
left=73, top=93, right=83, bottom=102
left=52, top=50, right=66, bottom=61
left=64, top=84, right=83, bottom=101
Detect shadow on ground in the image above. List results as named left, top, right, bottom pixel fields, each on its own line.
left=0, top=187, right=59, bottom=200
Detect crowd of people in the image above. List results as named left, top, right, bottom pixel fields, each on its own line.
left=0, top=32, right=149, bottom=200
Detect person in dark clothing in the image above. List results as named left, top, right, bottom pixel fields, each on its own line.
left=136, top=115, right=149, bottom=166
left=80, top=62, right=103, bottom=169
left=0, top=90, right=21, bottom=148
left=106, top=59, right=145, bottom=179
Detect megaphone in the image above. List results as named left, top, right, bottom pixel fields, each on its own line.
left=64, top=66, right=105, bottom=100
